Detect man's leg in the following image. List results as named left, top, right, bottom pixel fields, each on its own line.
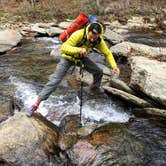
left=81, top=57, right=103, bottom=88
left=38, top=58, right=73, bottom=100
left=27, top=58, right=74, bottom=116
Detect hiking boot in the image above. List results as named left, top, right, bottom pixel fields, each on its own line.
left=90, top=84, right=104, bottom=94
left=26, top=99, right=41, bottom=117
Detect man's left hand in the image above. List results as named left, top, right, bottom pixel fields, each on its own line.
left=113, top=67, right=120, bottom=77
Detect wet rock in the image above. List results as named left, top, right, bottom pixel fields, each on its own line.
left=0, top=112, right=60, bottom=165
left=0, top=95, right=14, bottom=123
left=77, top=124, right=97, bottom=137
left=58, top=115, right=80, bottom=151
left=85, top=122, right=160, bottom=165
left=129, top=56, right=166, bottom=107
left=118, top=154, right=144, bottom=165
left=67, top=140, right=98, bottom=166
left=83, top=123, right=129, bottom=165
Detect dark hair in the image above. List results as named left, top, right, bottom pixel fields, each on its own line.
left=88, top=22, right=102, bottom=34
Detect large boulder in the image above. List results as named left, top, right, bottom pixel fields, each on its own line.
left=0, top=29, right=22, bottom=53
left=0, top=112, right=60, bottom=165
left=31, top=23, right=64, bottom=37
left=111, top=41, right=166, bottom=57
left=129, top=56, right=166, bottom=107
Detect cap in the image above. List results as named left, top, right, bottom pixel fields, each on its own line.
left=89, top=23, right=102, bottom=35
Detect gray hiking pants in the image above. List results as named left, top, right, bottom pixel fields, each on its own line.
left=38, top=56, right=103, bottom=100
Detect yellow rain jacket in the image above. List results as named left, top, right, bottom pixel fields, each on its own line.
left=61, top=24, right=117, bottom=69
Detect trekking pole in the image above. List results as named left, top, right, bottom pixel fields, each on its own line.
left=79, top=58, right=84, bottom=126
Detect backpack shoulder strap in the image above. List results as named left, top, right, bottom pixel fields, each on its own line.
left=77, top=25, right=87, bottom=47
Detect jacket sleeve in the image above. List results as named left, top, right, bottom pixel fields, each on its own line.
left=61, top=30, right=83, bottom=56
left=96, top=39, right=117, bottom=69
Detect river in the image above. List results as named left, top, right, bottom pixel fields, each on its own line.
left=1, top=37, right=130, bottom=125
left=0, top=34, right=165, bottom=165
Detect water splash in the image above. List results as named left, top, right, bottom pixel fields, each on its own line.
left=9, top=76, right=48, bottom=116
left=82, top=99, right=130, bottom=125
left=9, top=76, right=131, bottom=125
left=33, top=37, right=60, bottom=44
left=33, top=37, right=62, bottom=49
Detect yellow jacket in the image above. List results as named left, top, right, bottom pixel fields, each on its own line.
left=61, top=25, right=117, bottom=69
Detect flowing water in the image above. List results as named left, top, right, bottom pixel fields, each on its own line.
left=1, top=37, right=130, bottom=125
left=0, top=35, right=165, bottom=165
left=125, top=32, right=166, bottom=47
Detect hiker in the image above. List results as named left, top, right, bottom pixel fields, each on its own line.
left=28, top=22, right=120, bottom=115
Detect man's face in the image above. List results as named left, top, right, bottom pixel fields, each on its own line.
left=88, top=31, right=99, bottom=43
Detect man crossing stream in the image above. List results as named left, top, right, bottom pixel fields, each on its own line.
left=27, top=22, right=120, bottom=116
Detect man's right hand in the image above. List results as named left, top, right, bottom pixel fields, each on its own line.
left=78, top=48, right=88, bottom=57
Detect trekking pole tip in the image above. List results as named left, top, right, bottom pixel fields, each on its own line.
left=25, top=109, right=33, bottom=117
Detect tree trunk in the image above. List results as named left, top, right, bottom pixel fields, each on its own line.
left=96, top=0, right=100, bottom=8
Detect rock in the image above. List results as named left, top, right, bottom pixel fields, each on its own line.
left=111, top=41, right=166, bottom=57
left=58, top=115, right=80, bottom=151
left=110, top=16, right=157, bottom=32
left=133, top=107, right=166, bottom=118
left=129, top=56, right=166, bottom=107
left=58, top=21, right=73, bottom=29
left=35, top=23, right=57, bottom=28
left=67, top=140, right=98, bottom=165
left=109, top=77, right=135, bottom=95
left=31, top=23, right=63, bottom=37
left=0, top=112, right=60, bottom=165
left=0, top=95, right=14, bottom=123
left=94, top=64, right=135, bottom=94
left=103, top=86, right=153, bottom=108
left=47, top=27, right=64, bottom=37
left=0, top=29, right=22, bottom=53
left=0, top=45, right=13, bottom=53
left=77, top=124, right=97, bottom=137
left=104, top=28, right=124, bottom=45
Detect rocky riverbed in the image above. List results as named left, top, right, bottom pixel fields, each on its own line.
left=0, top=16, right=166, bottom=165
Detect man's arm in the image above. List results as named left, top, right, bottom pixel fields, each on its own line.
left=61, top=29, right=84, bottom=56
left=96, top=39, right=120, bottom=76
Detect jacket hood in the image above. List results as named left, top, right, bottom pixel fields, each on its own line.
left=86, top=23, right=104, bottom=40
